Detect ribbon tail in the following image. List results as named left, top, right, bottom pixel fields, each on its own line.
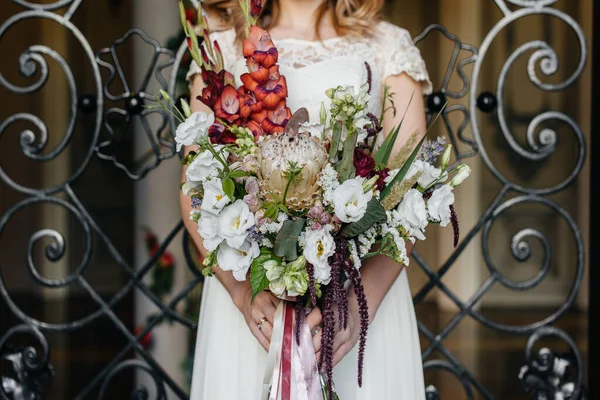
left=293, top=314, right=322, bottom=399
left=263, top=301, right=285, bottom=400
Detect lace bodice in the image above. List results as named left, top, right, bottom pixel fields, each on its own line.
left=187, top=21, right=432, bottom=124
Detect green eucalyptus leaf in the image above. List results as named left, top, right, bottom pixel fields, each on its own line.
left=274, top=218, right=306, bottom=260
left=340, top=200, right=387, bottom=238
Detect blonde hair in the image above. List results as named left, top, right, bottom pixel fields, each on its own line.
left=202, top=0, right=384, bottom=42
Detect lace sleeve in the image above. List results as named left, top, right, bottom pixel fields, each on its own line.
left=186, top=28, right=237, bottom=82
left=378, top=22, right=433, bottom=95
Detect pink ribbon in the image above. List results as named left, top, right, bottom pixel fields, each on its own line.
left=262, top=302, right=322, bottom=400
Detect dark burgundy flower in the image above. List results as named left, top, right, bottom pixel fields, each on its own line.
left=209, top=123, right=236, bottom=144
left=375, top=168, right=389, bottom=191
left=354, top=149, right=376, bottom=178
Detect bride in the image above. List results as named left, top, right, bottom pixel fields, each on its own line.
left=181, top=0, right=432, bottom=398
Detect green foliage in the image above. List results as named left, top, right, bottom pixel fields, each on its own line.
left=274, top=218, right=306, bottom=260
left=340, top=200, right=387, bottom=238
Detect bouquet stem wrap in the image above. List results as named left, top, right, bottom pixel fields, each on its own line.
left=262, top=302, right=322, bottom=400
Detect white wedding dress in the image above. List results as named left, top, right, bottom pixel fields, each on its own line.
left=187, top=21, right=432, bottom=400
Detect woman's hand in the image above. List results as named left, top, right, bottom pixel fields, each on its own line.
left=235, top=286, right=282, bottom=351
left=314, top=298, right=361, bottom=368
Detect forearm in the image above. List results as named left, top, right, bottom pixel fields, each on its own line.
left=348, top=243, right=414, bottom=323
left=179, top=76, right=252, bottom=309
left=179, top=176, right=251, bottom=309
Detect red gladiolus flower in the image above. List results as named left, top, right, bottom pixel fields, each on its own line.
left=246, top=120, right=264, bottom=138
left=134, top=326, right=153, bottom=350
left=158, top=252, right=174, bottom=269
left=185, top=8, right=196, bottom=24
left=354, top=149, right=376, bottom=178
left=239, top=89, right=263, bottom=119
left=250, top=0, right=264, bottom=17
left=243, top=26, right=278, bottom=68
left=262, top=100, right=291, bottom=134
left=250, top=108, right=268, bottom=124
left=254, top=66, right=288, bottom=109
left=198, top=69, right=228, bottom=108
left=209, top=123, right=237, bottom=145
left=214, top=85, right=240, bottom=123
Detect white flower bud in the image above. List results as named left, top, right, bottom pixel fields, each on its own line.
left=450, top=164, right=471, bottom=187
left=440, top=144, right=452, bottom=171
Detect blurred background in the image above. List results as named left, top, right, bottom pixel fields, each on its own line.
left=0, top=0, right=592, bottom=399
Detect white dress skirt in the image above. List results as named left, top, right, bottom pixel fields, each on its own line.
left=190, top=269, right=425, bottom=399
left=187, top=21, right=431, bottom=400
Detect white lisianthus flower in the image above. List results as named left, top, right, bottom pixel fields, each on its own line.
left=332, top=179, right=373, bottom=223
left=303, top=225, right=336, bottom=284
left=405, top=160, right=447, bottom=188
left=264, top=260, right=285, bottom=295
left=299, top=122, right=326, bottom=140
left=218, top=200, right=254, bottom=249
left=175, top=111, right=215, bottom=151
left=397, top=189, right=428, bottom=240
left=197, top=212, right=221, bottom=251
left=217, top=240, right=260, bottom=281
left=186, top=145, right=228, bottom=185
left=427, top=185, right=455, bottom=227
left=181, top=181, right=201, bottom=196
left=201, top=179, right=231, bottom=215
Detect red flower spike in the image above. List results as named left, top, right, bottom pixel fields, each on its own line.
left=185, top=8, right=196, bottom=24
left=255, top=75, right=288, bottom=109
left=240, top=73, right=260, bottom=92
left=251, top=108, right=268, bottom=124
left=214, top=85, right=240, bottom=123
left=243, top=26, right=278, bottom=67
left=246, top=120, right=264, bottom=138
left=262, top=100, right=291, bottom=134
left=239, top=91, right=263, bottom=119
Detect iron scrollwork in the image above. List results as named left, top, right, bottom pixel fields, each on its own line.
left=0, top=0, right=588, bottom=398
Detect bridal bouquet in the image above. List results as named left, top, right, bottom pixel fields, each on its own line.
left=158, top=1, right=471, bottom=398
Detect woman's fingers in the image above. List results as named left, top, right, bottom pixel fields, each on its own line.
left=306, top=307, right=322, bottom=330
left=251, top=324, right=270, bottom=351
left=259, top=320, right=273, bottom=342
left=312, top=330, right=322, bottom=353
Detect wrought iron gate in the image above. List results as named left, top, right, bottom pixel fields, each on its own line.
left=0, top=0, right=588, bottom=398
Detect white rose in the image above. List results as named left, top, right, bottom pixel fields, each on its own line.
left=332, top=179, right=373, bottom=223
left=299, top=122, right=325, bottom=139
left=202, top=179, right=231, bottom=215
left=186, top=146, right=228, bottom=184
left=197, top=212, right=222, bottom=251
left=217, top=240, right=260, bottom=281
left=303, top=225, right=336, bottom=284
left=427, top=185, right=455, bottom=227
left=218, top=200, right=254, bottom=249
left=175, top=111, right=214, bottom=151
left=397, top=189, right=428, bottom=240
